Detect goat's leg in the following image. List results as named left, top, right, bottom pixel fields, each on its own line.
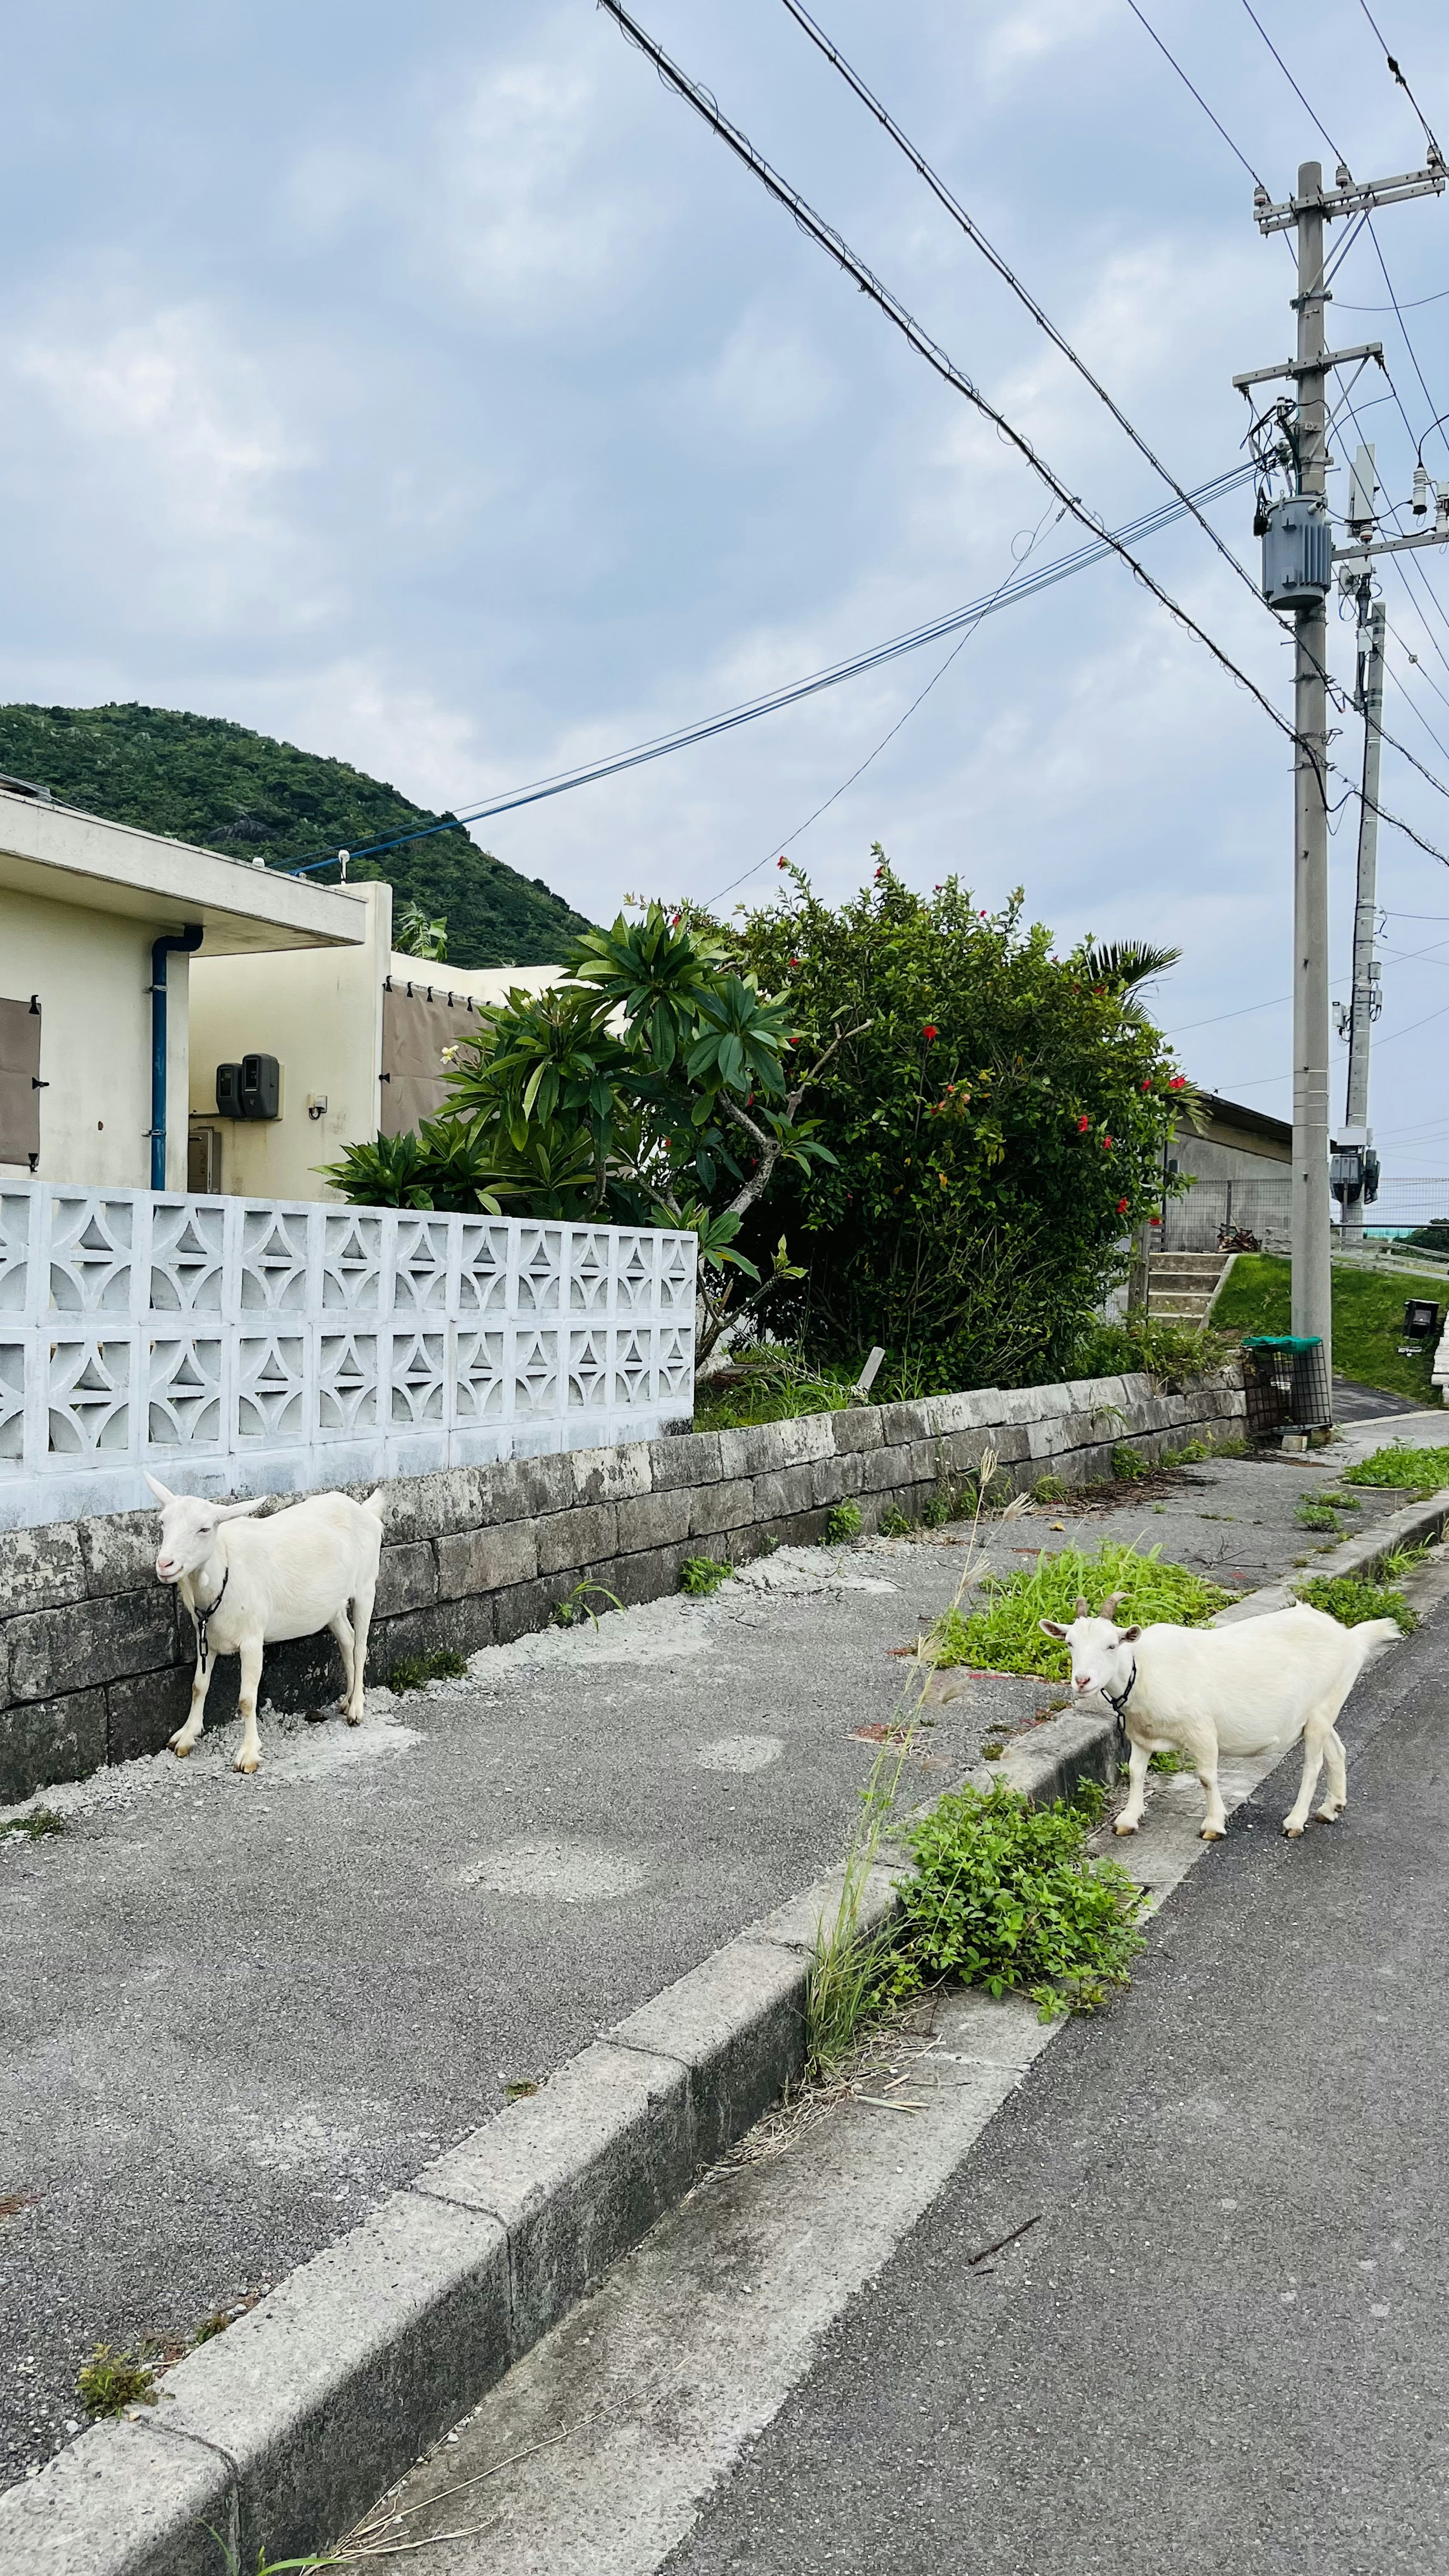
left=1284, top=1710, right=1332, bottom=1836
left=328, top=1609, right=355, bottom=1716
left=169, top=1651, right=214, bottom=1757
left=1317, top=1726, right=1348, bottom=1822
left=233, top=1636, right=265, bottom=1775
left=344, top=1581, right=376, bottom=1726
left=1115, top=1737, right=1151, bottom=1836
left=1176, top=1719, right=1228, bottom=1840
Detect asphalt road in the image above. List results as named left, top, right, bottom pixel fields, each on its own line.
left=665, top=1576, right=1449, bottom=2575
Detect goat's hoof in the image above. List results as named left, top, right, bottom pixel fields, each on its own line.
left=1200, top=1824, right=1226, bottom=1841
left=1114, top=1819, right=1140, bottom=1838
left=1282, top=1820, right=1306, bottom=1839
left=344, top=1708, right=363, bottom=1729
left=169, top=1736, right=193, bottom=1758
left=233, top=1756, right=260, bottom=1775
left=1316, top=1801, right=1345, bottom=1822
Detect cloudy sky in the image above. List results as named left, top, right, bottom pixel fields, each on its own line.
left=5, top=0, right=1448, bottom=1172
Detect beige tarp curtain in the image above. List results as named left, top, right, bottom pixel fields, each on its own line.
left=379, top=980, right=485, bottom=1137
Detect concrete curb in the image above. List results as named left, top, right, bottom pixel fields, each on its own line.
left=1213, top=1484, right=1449, bottom=1622
left=13, top=1501, right=1444, bottom=2574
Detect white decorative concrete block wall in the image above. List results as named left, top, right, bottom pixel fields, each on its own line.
left=0, top=1182, right=696, bottom=1530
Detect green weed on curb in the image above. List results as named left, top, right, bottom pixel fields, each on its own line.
left=77, top=2344, right=159, bottom=2419
left=550, top=1579, right=624, bottom=1630
left=2, top=1806, right=67, bottom=1841
left=1295, top=1571, right=1417, bottom=1634
left=825, top=1501, right=862, bottom=1544
left=386, top=1649, right=467, bottom=1694
left=1343, top=1441, right=1449, bottom=1494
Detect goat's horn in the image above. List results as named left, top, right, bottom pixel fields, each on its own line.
left=1073, top=1595, right=1089, bottom=1618
left=1097, top=1590, right=1126, bottom=1619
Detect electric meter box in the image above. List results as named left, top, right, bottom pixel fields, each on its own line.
left=216, top=1053, right=281, bottom=1120
left=1262, top=497, right=1332, bottom=608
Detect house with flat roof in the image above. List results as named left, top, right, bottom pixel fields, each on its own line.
left=0, top=777, right=367, bottom=1191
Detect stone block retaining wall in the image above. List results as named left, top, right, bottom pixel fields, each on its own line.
left=0, top=1366, right=1244, bottom=1805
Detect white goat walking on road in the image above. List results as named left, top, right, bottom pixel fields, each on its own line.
left=1041, top=1593, right=1400, bottom=1841
left=147, top=1479, right=385, bottom=1774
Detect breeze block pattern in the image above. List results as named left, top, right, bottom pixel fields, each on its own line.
left=0, top=1364, right=1246, bottom=1806
left=0, top=1181, right=697, bottom=1531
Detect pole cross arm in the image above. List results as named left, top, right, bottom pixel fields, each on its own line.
left=1255, top=165, right=1445, bottom=233
left=1334, top=526, right=1449, bottom=563
left=1232, top=342, right=1383, bottom=391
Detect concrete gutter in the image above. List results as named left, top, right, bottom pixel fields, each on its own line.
left=11, top=1501, right=1446, bottom=2576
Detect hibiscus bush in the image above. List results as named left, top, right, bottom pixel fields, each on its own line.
left=719, top=852, right=1191, bottom=1391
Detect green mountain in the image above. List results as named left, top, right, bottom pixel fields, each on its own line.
left=0, top=701, right=592, bottom=968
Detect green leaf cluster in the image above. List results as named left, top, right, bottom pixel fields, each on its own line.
left=895, top=1782, right=1146, bottom=2020
left=718, top=852, right=1193, bottom=1390
left=1294, top=1572, right=1417, bottom=1633
left=929, top=1541, right=1232, bottom=1678
left=1343, top=1441, right=1449, bottom=1493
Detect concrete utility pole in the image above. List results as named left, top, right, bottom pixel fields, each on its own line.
left=1340, top=596, right=1386, bottom=1241
left=1235, top=148, right=1447, bottom=1419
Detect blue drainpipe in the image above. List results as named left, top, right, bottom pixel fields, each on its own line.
left=150, top=925, right=204, bottom=1191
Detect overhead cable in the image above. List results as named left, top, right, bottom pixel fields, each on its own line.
left=778, top=0, right=1268, bottom=617
left=1353, top=0, right=1446, bottom=165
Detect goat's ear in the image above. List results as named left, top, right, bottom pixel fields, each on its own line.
left=215, top=1496, right=268, bottom=1521
left=1120, top=1624, right=1143, bottom=1644
left=144, top=1472, right=175, bottom=1505
left=1039, top=1618, right=1068, bottom=1640
left=1073, top=1595, right=1089, bottom=1617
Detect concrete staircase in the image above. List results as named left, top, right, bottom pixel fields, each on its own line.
left=1146, top=1250, right=1231, bottom=1324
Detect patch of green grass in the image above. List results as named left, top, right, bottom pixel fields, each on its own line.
left=1033, top=1474, right=1070, bottom=1504
left=77, top=2344, right=158, bottom=2419
left=892, top=1782, right=1146, bottom=2022
left=1160, top=1439, right=1211, bottom=1467
left=2, top=1806, right=68, bottom=1841
left=1111, top=1443, right=1150, bottom=1483
left=1343, top=1440, right=1449, bottom=1494
left=825, top=1500, right=863, bottom=1544
left=386, top=1649, right=468, bottom=1694
left=550, top=1579, right=623, bottom=1630
left=680, top=1555, right=734, bottom=1596
left=1316, top=1489, right=1361, bottom=1510
left=1295, top=1572, right=1417, bottom=1633
left=1073, top=1316, right=1233, bottom=1386
left=1213, top=1253, right=1445, bottom=1403
left=878, top=1503, right=912, bottom=1538
left=928, top=1542, right=1233, bottom=1679
left=693, top=1348, right=855, bottom=1435
left=1295, top=1500, right=1341, bottom=1532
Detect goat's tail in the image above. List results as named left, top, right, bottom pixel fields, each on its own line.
left=1350, top=1616, right=1401, bottom=1674
left=363, top=1488, right=385, bottom=1522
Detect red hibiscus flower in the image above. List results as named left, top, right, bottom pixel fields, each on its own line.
left=923, top=1024, right=938, bottom=1041
left=1076, top=1114, right=1089, bottom=1133
left=1168, top=1075, right=1186, bottom=1091
left=1117, top=1197, right=1129, bottom=1214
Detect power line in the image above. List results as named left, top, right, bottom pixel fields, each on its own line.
left=703, top=503, right=1064, bottom=909
left=1353, top=0, right=1446, bottom=165
left=1123, top=0, right=1272, bottom=191
left=597, top=3, right=1304, bottom=751
left=1239, top=0, right=1345, bottom=161
left=275, top=463, right=1255, bottom=878
left=777, top=0, right=1269, bottom=619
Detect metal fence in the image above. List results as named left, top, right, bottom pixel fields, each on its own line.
left=0, top=1182, right=697, bottom=1531
left=1158, top=1177, right=1449, bottom=1255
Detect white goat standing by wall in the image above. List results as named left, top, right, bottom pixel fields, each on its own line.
left=1041, top=1592, right=1400, bottom=1841
left=146, top=1479, right=385, bottom=1774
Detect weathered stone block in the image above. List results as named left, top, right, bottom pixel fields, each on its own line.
left=0, top=1519, right=86, bottom=1616
left=7, top=1589, right=178, bottom=1706
left=511, top=1453, right=577, bottom=1519
left=77, top=1508, right=158, bottom=1599
left=108, top=1665, right=194, bottom=1765
left=614, top=1488, right=694, bottom=1555
left=688, top=1478, right=757, bottom=1538
left=416, top=2042, right=691, bottom=2355
left=492, top=1577, right=562, bottom=1647
left=373, top=1595, right=495, bottom=1676
left=751, top=1464, right=818, bottom=1522
left=649, top=1429, right=723, bottom=1491
left=878, top=1400, right=932, bottom=1447
left=809, top=1451, right=864, bottom=1506
left=861, top=1446, right=912, bottom=1494
left=374, top=1543, right=439, bottom=1619
left=758, top=1414, right=836, bottom=1471
left=570, top=1441, right=653, bottom=1506
left=714, top=1427, right=756, bottom=1481
left=611, top=1937, right=809, bottom=2166
left=159, top=2191, right=510, bottom=2576
left=378, top=1469, right=483, bottom=1547
left=0, top=1688, right=107, bottom=1805
left=0, top=2415, right=236, bottom=2576
left=831, top=1407, right=885, bottom=1455
left=906, top=1436, right=946, bottom=1486
left=435, top=1522, right=537, bottom=1600
left=536, top=1503, right=617, bottom=1579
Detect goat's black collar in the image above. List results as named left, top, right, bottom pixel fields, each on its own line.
left=191, top=1567, right=229, bottom=1673
left=1103, top=1658, right=1137, bottom=1732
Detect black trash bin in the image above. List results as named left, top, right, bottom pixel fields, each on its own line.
left=1241, top=1334, right=1332, bottom=1438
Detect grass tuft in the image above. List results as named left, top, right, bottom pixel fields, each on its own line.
left=2, top=1806, right=68, bottom=1841
left=927, top=1541, right=1232, bottom=1679
left=387, top=1649, right=468, bottom=1694
left=878, top=1504, right=912, bottom=1538
left=1343, top=1441, right=1449, bottom=1495
left=825, top=1500, right=863, bottom=1545
left=550, top=1579, right=623, bottom=1630
left=1295, top=1501, right=1341, bottom=1532
left=1110, top=1443, right=1150, bottom=1483
left=680, top=1555, right=734, bottom=1596
left=1295, top=1571, right=1417, bottom=1633
left=77, top=2344, right=158, bottom=2419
